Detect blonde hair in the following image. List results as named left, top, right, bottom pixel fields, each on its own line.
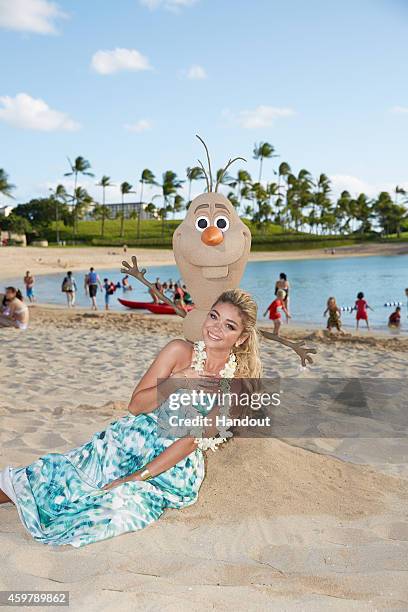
left=211, top=288, right=262, bottom=378
left=276, top=289, right=286, bottom=299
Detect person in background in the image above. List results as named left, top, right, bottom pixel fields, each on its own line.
left=103, top=278, right=116, bottom=311
left=274, top=273, right=290, bottom=322
left=182, top=284, right=193, bottom=305
left=149, top=277, right=162, bottom=303
left=122, top=275, right=132, bottom=291
left=61, top=271, right=77, bottom=308
left=173, top=283, right=186, bottom=308
left=84, top=272, right=89, bottom=297
left=23, top=271, right=35, bottom=303
left=86, top=267, right=103, bottom=311
left=323, top=296, right=342, bottom=333
left=388, top=306, right=401, bottom=330
left=353, top=291, right=373, bottom=330
left=263, top=288, right=291, bottom=335
left=0, top=287, right=29, bottom=330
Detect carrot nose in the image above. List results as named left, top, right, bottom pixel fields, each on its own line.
left=201, top=226, right=224, bottom=246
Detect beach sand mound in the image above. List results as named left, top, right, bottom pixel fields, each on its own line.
left=189, top=438, right=404, bottom=522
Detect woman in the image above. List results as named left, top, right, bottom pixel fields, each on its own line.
left=0, top=289, right=261, bottom=547
left=0, top=287, right=29, bottom=330
left=61, top=271, right=77, bottom=308
left=274, top=273, right=290, bottom=322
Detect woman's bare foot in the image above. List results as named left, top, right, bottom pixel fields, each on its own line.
left=0, top=487, right=13, bottom=505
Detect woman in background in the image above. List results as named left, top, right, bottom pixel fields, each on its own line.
left=0, top=287, right=29, bottom=330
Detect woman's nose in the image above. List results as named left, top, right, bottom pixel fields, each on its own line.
left=201, top=226, right=224, bottom=246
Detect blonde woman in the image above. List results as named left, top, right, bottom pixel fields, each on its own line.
left=0, top=289, right=261, bottom=547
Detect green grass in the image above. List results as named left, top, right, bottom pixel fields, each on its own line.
left=39, top=218, right=407, bottom=250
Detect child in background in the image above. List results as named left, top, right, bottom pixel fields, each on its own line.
left=354, top=291, right=373, bottom=330
left=323, top=296, right=342, bottom=332
left=263, top=289, right=291, bottom=335
left=388, top=306, right=401, bottom=330
left=103, top=279, right=116, bottom=311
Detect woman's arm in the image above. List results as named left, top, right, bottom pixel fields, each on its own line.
left=102, top=436, right=198, bottom=490
left=128, top=339, right=192, bottom=416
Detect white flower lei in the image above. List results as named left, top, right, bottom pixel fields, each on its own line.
left=191, top=340, right=237, bottom=452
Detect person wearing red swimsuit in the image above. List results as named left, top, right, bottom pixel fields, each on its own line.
left=354, top=291, right=373, bottom=330
left=263, top=289, right=291, bottom=335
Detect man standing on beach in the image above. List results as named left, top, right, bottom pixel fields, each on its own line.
left=86, top=267, right=103, bottom=310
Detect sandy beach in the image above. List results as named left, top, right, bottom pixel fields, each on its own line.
left=1, top=241, right=408, bottom=281
left=1, top=306, right=407, bottom=610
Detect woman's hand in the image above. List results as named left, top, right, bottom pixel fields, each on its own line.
left=101, top=472, right=142, bottom=491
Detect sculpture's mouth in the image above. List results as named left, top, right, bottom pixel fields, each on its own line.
left=201, top=265, right=229, bottom=279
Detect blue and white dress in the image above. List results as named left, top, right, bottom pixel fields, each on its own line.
left=0, top=395, right=206, bottom=548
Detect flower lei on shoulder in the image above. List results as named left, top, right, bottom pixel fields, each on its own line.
left=191, top=340, right=237, bottom=452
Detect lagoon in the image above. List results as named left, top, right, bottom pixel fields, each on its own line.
left=3, top=254, right=408, bottom=331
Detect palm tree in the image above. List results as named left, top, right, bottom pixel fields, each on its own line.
left=64, top=156, right=94, bottom=244
left=137, top=169, right=156, bottom=239
left=70, top=187, right=92, bottom=239
left=92, top=204, right=111, bottom=237
left=186, top=166, right=204, bottom=205
left=49, top=184, right=68, bottom=244
left=0, top=169, right=16, bottom=198
left=155, top=171, right=184, bottom=237
left=394, top=185, right=406, bottom=205
left=120, top=182, right=134, bottom=238
left=253, top=142, right=278, bottom=183
left=96, top=175, right=114, bottom=237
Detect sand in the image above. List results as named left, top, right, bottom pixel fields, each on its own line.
left=1, top=307, right=407, bottom=610
left=1, top=241, right=408, bottom=281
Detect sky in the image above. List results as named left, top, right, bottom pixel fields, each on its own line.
left=1, top=0, right=408, bottom=206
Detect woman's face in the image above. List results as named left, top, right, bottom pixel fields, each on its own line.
left=5, top=288, right=16, bottom=300
left=202, top=301, right=247, bottom=351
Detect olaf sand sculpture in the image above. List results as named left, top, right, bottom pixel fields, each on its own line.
left=121, top=136, right=316, bottom=367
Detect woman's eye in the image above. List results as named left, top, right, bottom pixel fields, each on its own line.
left=195, top=216, right=209, bottom=231
left=214, top=215, right=230, bottom=232
left=210, top=312, right=216, bottom=319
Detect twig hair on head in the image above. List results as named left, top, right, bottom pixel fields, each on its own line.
left=195, top=134, right=246, bottom=193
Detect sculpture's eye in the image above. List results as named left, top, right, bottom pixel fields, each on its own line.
left=195, top=215, right=209, bottom=231
left=214, top=215, right=230, bottom=232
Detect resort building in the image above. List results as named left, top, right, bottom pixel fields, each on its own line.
left=0, top=205, right=13, bottom=217
left=84, top=201, right=157, bottom=221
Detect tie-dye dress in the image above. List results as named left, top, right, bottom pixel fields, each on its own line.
left=1, top=394, right=206, bottom=548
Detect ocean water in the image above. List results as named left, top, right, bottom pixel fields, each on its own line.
left=2, top=254, right=408, bottom=331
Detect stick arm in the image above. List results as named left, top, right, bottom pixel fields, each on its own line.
left=259, top=329, right=317, bottom=367
left=121, top=256, right=187, bottom=318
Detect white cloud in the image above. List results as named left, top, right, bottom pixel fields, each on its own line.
left=186, top=64, right=207, bottom=80
left=124, top=119, right=152, bottom=132
left=0, top=0, right=67, bottom=34
left=390, top=105, right=408, bottom=114
left=91, top=48, right=152, bottom=75
left=224, top=105, right=295, bottom=129
left=140, top=0, right=196, bottom=11
left=330, top=175, right=408, bottom=198
left=0, top=93, right=80, bottom=131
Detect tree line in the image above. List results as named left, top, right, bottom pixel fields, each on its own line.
left=1, top=142, right=407, bottom=241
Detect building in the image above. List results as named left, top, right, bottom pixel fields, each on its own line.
left=0, top=205, right=13, bottom=217
left=84, top=201, right=156, bottom=221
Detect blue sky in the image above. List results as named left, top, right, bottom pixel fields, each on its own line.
left=1, top=0, right=408, bottom=205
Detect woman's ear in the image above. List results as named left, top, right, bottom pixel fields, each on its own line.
left=235, top=333, right=249, bottom=347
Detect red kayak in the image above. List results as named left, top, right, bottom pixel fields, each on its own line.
left=145, top=303, right=194, bottom=315
left=118, top=298, right=156, bottom=309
